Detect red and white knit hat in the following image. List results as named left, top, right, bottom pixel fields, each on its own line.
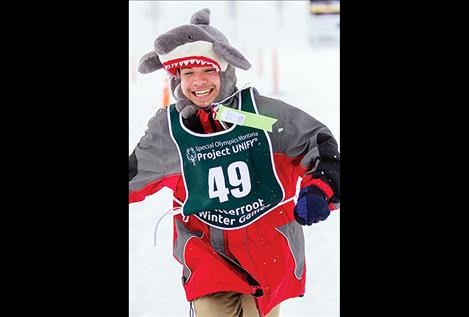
left=159, top=40, right=229, bottom=76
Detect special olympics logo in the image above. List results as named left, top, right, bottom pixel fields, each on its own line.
left=186, top=147, right=197, bottom=166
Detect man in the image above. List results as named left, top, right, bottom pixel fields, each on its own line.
left=129, top=8, right=340, bottom=317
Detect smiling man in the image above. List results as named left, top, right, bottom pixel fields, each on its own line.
left=129, top=8, right=340, bottom=317
left=179, top=65, right=220, bottom=107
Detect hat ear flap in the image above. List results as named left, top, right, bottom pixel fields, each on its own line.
left=169, top=76, right=181, bottom=100
left=213, top=42, right=251, bottom=70
left=138, top=51, right=163, bottom=74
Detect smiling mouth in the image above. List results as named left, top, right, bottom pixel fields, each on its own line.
left=192, top=88, right=214, bottom=98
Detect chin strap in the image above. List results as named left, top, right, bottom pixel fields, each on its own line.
left=210, top=82, right=252, bottom=108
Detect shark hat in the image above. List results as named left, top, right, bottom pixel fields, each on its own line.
left=138, top=8, right=251, bottom=118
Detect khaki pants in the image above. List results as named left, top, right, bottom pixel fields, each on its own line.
left=193, top=291, right=280, bottom=317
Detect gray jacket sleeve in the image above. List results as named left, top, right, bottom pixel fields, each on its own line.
left=254, top=95, right=340, bottom=203
left=129, top=108, right=181, bottom=194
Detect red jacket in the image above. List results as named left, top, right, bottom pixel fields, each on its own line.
left=129, top=89, right=339, bottom=316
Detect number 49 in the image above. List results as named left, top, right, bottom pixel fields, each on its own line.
left=208, top=161, right=251, bottom=203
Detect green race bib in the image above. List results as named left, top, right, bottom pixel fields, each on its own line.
left=168, top=88, right=284, bottom=229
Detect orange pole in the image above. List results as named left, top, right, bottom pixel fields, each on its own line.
left=162, top=77, right=170, bottom=108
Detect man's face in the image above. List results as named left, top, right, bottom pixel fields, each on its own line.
left=179, top=66, right=221, bottom=108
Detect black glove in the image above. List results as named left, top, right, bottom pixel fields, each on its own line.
left=293, top=186, right=330, bottom=225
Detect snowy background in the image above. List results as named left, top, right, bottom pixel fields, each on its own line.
left=129, top=1, right=340, bottom=316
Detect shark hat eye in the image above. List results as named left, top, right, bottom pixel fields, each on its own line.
left=187, top=35, right=193, bottom=40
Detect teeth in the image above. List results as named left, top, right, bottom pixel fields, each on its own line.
left=183, top=60, right=189, bottom=66
left=194, top=89, right=210, bottom=96
left=207, top=62, right=216, bottom=70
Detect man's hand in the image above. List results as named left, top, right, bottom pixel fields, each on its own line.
left=293, top=186, right=330, bottom=225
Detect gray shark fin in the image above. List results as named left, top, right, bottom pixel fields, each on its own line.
left=213, top=42, right=251, bottom=70
left=190, top=8, right=210, bottom=25
left=138, top=51, right=163, bottom=74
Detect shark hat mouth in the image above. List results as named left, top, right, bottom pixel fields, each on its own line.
left=162, top=56, right=222, bottom=76
left=159, top=40, right=228, bottom=76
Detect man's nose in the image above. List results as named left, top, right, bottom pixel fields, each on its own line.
left=193, top=73, right=208, bottom=86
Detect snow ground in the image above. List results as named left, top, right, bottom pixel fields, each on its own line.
left=129, top=1, right=340, bottom=316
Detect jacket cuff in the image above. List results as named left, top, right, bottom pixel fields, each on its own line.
left=300, top=174, right=334, bottom=201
